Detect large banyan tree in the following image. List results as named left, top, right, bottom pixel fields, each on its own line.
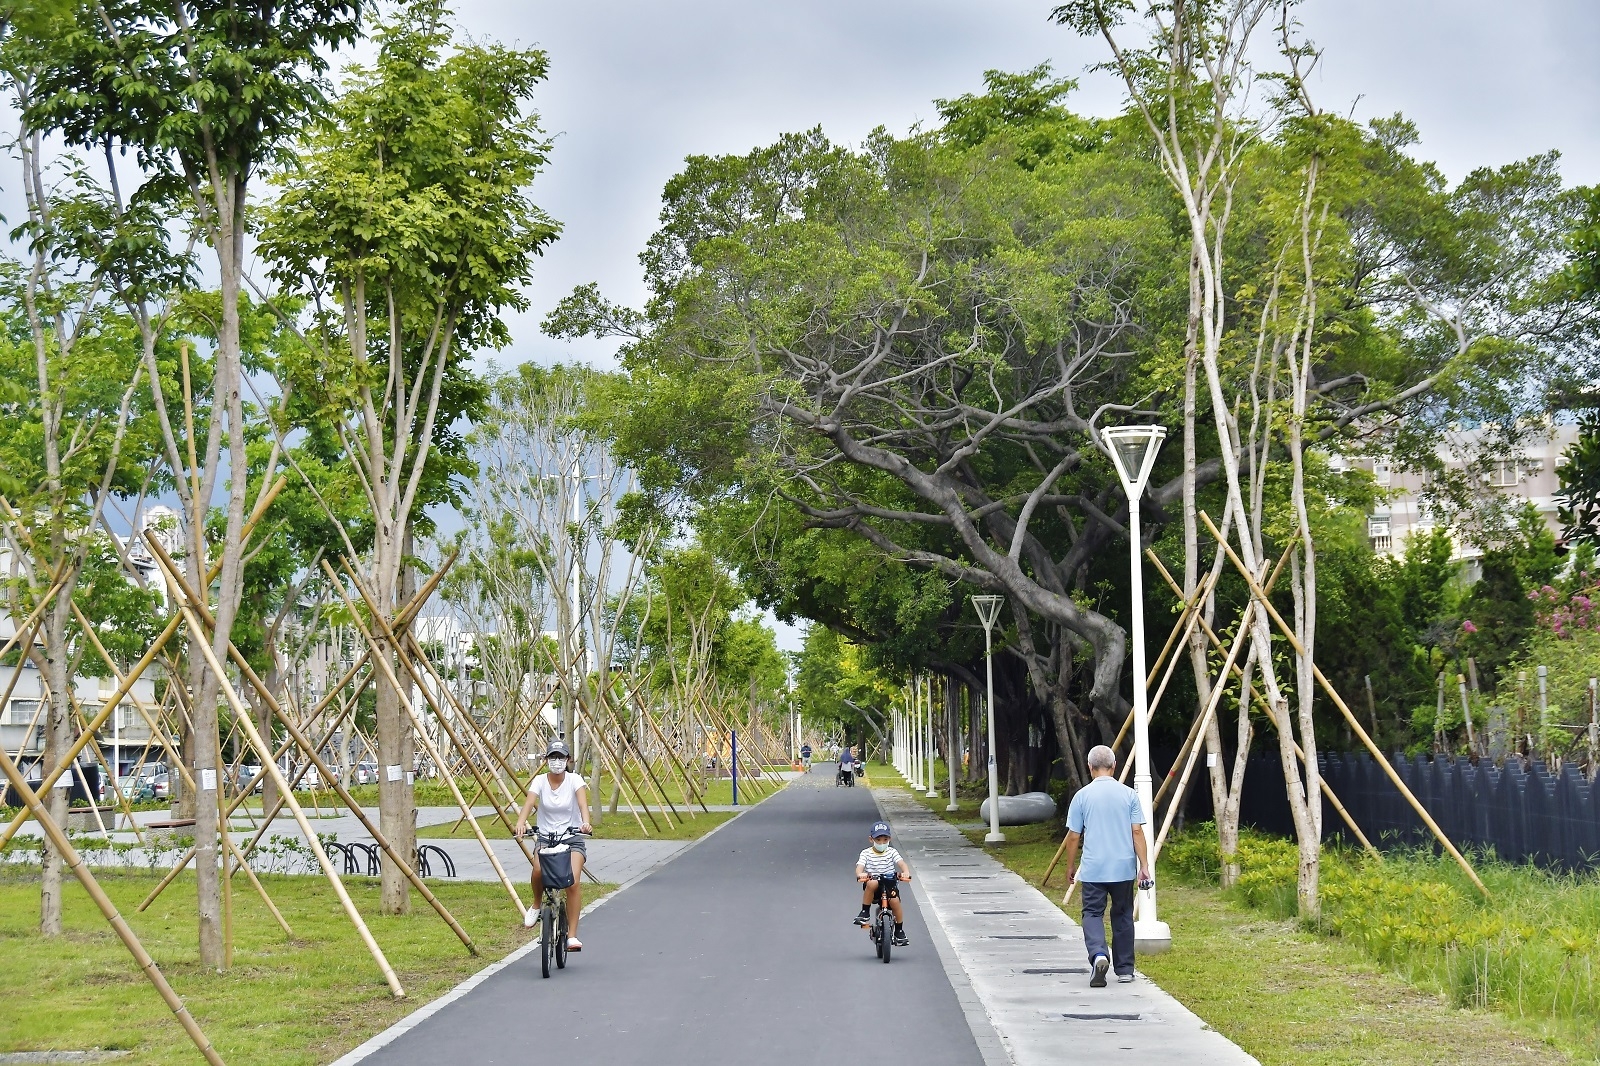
left=552, top=54, right=1594, bottom=903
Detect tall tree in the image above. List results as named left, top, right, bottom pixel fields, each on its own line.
left=17, top=0, right=364, bottom=967
left=261, top=0, right=558, bottom=913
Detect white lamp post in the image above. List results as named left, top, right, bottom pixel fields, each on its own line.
left=971, top=594, right=1005, bottom=844
left=924, top=674, right=938, bottom=799
left=1101, top=423, right=1172, bottom=950
left=945, top=675, right=959, bottom=812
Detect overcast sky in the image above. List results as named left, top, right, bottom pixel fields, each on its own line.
left=6, top=2, right=1596, bottom=650
left=442, top=0, right=1600, bottom=369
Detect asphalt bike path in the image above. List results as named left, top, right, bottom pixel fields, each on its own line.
left=347, top=765, right=986, bottom=1066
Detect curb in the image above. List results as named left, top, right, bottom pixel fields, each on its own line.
left=870, top=785, right=1014, bottom=1066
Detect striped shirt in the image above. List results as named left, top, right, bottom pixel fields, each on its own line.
left=858, top=845, right=904, bottom=879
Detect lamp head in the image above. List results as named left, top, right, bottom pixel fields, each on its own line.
left=971, top=594, right=1004, bottom=631
left=1100, top=424, right=1167, bottom=501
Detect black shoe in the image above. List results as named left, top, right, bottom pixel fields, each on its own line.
left=853, top=908, right=871, bottom=927
left=1090, top=955, right=1110, bottom=988
left=892, top=927, right=909, bottom=947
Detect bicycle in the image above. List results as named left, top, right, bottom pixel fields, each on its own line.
left=525, top=827, right=588, bottom=978
left=863, top=872, right=903, bottom=963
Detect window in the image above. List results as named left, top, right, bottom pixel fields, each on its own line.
left=1368, top=516, right=1392, bottom=553
left=1373, top=461, right=1392, bottom=486
left=1486, top=459, right=1528, bottom=487
left=3, top=699, right=40, bottom=727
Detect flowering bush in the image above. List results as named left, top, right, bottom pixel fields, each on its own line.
left=1529, top=578, right=1600, bottom=638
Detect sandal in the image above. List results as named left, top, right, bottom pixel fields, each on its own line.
left=567, top=937, right=583, bottom=952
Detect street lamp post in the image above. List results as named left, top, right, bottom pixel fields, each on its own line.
left=1101, top=423, right=1172, bottom=951
left=971, top=594, right=1005, bottom=844
left=945, top=675, right=959, bottom=812
left=924, top=674, right=938, bottom=799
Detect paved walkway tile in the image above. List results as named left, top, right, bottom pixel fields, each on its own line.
left=876, top=786, right=1258, bottom=1066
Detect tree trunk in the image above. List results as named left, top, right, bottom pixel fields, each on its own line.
left=38, top=581, right=76, bottom=936
left=376, top=536, right=417, bottom=916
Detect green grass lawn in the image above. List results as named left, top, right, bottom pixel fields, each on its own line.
left=868, top=763, right=1586, bottom=1065
left=0, top=867, right=613, bottom=1066
left=417, top=809, right=738, bottom=842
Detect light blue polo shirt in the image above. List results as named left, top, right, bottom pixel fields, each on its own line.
left=1065, top=775, right=1145, bottom=884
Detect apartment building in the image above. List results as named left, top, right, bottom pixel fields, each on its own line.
left=1358, top=424, right=1578, bottom=561
left=1, top=515, right=169, bottom=780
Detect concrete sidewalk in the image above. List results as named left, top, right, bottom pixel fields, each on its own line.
left=877, top=786, right=1258, bottom=1066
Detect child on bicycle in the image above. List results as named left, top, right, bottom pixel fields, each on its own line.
left=854, top=820, right=911, bottom=946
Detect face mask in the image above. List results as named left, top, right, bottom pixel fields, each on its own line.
left=547, top=758, right=568, bottom=774
left=872, top=841, right=889, bottom=853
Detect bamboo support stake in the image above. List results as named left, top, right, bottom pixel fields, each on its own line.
left=0, top=482, right=287, bottom=846
left=0, top=740, right=227, bottom=1065
left=579, top=680, right=682, bottom=823
left=0, top=610, right=181, bottom=848
left=1200, top=511, right=1490, bottom=898
left=157, top=568, right=407, bottom=996
left=325, top=563, right=528, bottom=914
left=139, top=541, right=475, bottom=953
left=1146, top=552, right=1380, bottom=860
left=1145, top=595, right=1258, bottom=860
left=338, top=560, right=587, bottom=855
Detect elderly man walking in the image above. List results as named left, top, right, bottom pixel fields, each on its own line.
left=1062, top=744, right=1152, bottom=987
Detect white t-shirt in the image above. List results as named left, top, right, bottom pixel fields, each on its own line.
left=858, top=845, right=904, bottom=879
left=528, top=771, right=587, bottom=835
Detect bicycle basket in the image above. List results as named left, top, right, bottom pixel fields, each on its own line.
left=539, top=847, right=575, bottom=890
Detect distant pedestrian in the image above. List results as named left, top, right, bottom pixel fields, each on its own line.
left=1061, top=744, right=1151, bottom=988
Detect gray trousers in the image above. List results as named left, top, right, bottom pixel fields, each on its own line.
left=1080, top=880, right=1136, bottom=976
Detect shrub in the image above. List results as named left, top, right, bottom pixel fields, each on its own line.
left=1160, top=825, right=1600, bottom=1039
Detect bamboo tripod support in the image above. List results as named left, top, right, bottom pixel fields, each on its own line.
left=148, top=548, right=407, bottom=998
left=0, top=693, right=226, bottom=1065
left=0, top=483, right=286, bottom=848
left=336, top=560, right=604, bottom=884
left=1143, top=552, right=1380, bottom=861
left=133, top=544, right=476, bottom=950
left=326, top=562, right=530, bottom=913
left=1198, top=511, right=1490, bottom=898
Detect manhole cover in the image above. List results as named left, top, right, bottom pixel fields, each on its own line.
left=972, top=910, right=1028, bottom=915
left=987, top=934, right=1059, bottom=940
left=949, top=876, right=991, bottom=879
left=1060, top=1013, right=1142, bottom=1022
left=1021, top=966, right=1088, bottom=974
left=938, top=863, right=979, bottom=867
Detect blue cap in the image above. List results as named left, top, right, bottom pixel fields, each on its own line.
left=870, top=821, right=891, bottom=838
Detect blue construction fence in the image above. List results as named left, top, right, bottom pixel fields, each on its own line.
left=1226, top=752, right=1600, bottom=872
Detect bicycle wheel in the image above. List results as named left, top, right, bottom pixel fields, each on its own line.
left=540, top=901, right=554, bottom=979
left=879, top=912, right=892, bottom=964
left=555, top=902, right=568, bottom=969
left=873, top=910, right=884, bottom=958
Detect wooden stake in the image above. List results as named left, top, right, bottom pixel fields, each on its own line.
left=1146, top=551, right=1380, bottom=860
left=139, top=539, right=476, bottom=954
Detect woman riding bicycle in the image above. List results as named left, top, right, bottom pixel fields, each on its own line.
left=515, top=740, right=593, bottom=951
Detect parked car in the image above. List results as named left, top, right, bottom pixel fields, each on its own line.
left=351, top=761, right=379, bottom=786
left=233, top=765, right=264, bottom=794
left=150, top=772, right=170, bottom=801
left=116, top=778, right=155, bottom=803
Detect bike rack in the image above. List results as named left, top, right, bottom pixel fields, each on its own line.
left=415, top=844, right=456, bottom=878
